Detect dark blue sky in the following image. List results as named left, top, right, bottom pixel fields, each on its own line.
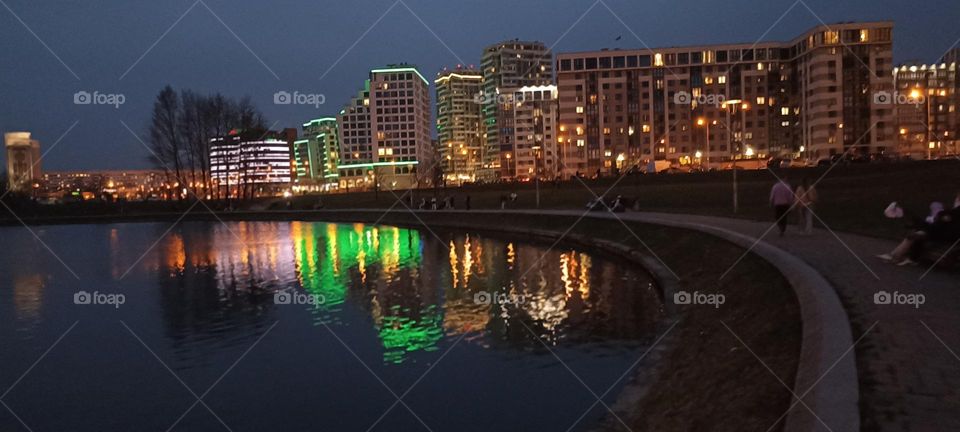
left=2, top=0, right=958, bottom=170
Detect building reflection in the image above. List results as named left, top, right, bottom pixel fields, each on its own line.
left=144, top=221, right=661, bottom=365
left=12, top=273, right=44, bottom=324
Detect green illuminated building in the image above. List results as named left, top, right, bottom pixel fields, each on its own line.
left=293, top=118, right=340, bottom=193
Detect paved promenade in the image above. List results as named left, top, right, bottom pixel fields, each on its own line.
left=609, top=211, right=960, bottom=432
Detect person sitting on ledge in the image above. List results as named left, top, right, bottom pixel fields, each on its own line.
left=878, top=199, right=959, bottom=266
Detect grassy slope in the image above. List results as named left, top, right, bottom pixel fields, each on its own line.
left=291, top=160, right=960, bottom=239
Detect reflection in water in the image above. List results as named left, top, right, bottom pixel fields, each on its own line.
left=142, top=221, right=660, bottom=364
left=12, top=274, right=44, bottom=325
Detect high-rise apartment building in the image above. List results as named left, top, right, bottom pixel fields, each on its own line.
left=337, top=65, right=433, bottom=191
left=555, top=21, right=895, bottom=175
left=4, top=132, right=41, bottom=193
left=209, top=129, right=292, bottom=198
left=435, top=68, right=483, bottom=183
left=293, top=118, right=340, bottom=193
left=480, top=40, right=553, bottom=180
left=893, top=61, right=959, bottom=159
left=500, top=85, right=559, bottom=180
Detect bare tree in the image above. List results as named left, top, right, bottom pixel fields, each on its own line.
left=148, top=86, right=184, bottom=199
left=147, top=87, right=269, bottom=203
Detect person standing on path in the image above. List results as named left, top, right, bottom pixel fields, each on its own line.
left=795, top=177, right=818, bottom=235
left=770, top=176, right=794, bottom=237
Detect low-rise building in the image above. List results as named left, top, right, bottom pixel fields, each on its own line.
left=210, top=129, right=291, bottom=198
left=42, top=170, right=171, bottom=201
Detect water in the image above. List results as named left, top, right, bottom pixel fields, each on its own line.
left=0, top=221, right=663, bottom=431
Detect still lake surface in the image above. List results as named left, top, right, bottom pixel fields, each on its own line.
left=0, top=221, right=663, bottom=431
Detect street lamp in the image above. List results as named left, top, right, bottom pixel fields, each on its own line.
left=696, top=117, right=709, bottom=170
left=504, top=152, right=512, bottom=180
left=721, top=99, right=748, bottom=213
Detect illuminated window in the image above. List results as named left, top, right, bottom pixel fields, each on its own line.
left=781, top=107, right=790, bottom=116
left=826, top=31, right=839, bottom=44
left=703, top=50, right=714, bottom=64
left=718, top=75, right=727, bottom=84
left=757, top=97, right=766, bottom=105
left=860, top=29, right=869, bottom=42
left=704, top=77, right=714, bottom=85
left=576, top=106, right=584, bottom=113
left=642, top=124, right=651, bottom=133
left=654, top=53, right=664, bottom=67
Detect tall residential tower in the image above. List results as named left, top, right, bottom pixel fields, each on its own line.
left=435, top=68, right=484, bottom=183
left=337, top=65, right=433, bottom=190
left=480, top=40, right=553, bottom=180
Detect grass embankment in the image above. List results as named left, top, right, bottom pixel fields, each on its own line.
left=313, top=211, right=801, bottom=432
left=292, top=160, right=959, bottom=239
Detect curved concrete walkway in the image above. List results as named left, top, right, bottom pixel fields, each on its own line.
left=608, top=211, right=960, bottom=432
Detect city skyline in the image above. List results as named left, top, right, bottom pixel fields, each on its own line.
left=1, top=0, right=959, bottom=171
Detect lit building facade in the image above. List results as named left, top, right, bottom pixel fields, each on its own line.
left=4, top=132, right=41, bottom=193
left=480, top=40, right=553, bottom=180
left=210, top=129, right=292, bottom=197
left=337, top=65, right=433, bottom=191
left=500, top=85, right=559, bottom=180
left=435, top=68, right=483, bottom=183
left=294, top=118, right=340, bottom=193
left=893, top=61, right=959, bottom=159
left=555, top=21, right=895, bottom=174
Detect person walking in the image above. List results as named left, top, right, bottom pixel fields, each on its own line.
left=795, top=178, right=818, bottom=235
left=770, top=177, right=794, bottom=237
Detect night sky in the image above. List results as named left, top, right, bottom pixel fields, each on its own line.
left=2, top=0, right=958, bottom=170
